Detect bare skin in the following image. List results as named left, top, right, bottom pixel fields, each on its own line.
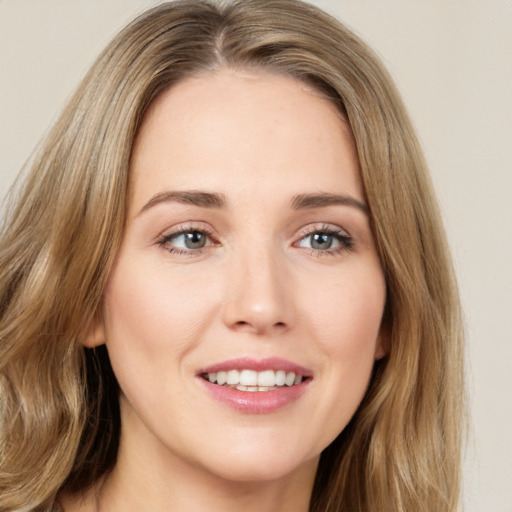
left=60, top=69, right=386, bottom=511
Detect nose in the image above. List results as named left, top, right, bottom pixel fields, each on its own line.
left=221, top=244, right=294, bottom=336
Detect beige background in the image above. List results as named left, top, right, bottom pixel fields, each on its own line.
left=1, top=1, right=511, bottom=510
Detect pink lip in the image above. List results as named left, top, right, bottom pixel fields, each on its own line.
left=199, top=357, right=311, bottom=376
left=197, top=357, right=312, bottom=414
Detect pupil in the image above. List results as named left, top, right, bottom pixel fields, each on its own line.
left=312, top=233, right=332, bottom=250
left=185, top=231, right=205, bottom=249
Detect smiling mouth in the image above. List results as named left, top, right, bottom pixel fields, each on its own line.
left=201, top=369, right=306, bottom=392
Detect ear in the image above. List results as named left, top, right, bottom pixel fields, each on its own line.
left=374, top=322, right=390, bottom=360
left=83, top=314, right=106, bottom=348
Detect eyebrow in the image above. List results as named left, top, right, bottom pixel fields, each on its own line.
left=139, top=190, right=226, bottom=214
left=138, top=190, right=368, bottom=215
left=290, top=193, right=368, bottom=213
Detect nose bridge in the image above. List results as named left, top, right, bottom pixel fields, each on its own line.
left=222, top=234, right=292, bottom=334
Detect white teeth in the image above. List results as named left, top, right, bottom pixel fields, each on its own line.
left=236, top=384, right=276, bottom=392
left=275, top=370, right=286, bottom=386
left=239, top=369, right=258, bottom=386
left=226, top=370, right=239, bottom=385
left=285, top=372, right=296, bottom=386
left=205, top=369, right=305, bottom=390
left=257, top=369, right=275, bottom=387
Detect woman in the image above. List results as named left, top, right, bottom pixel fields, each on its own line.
left=0, top=0, right=465, bottom=510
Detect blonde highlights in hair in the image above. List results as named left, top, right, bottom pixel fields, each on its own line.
left=0, top=1, right=465, bottom=510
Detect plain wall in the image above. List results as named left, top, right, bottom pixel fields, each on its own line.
left=1, top=1, right=511, bottom=510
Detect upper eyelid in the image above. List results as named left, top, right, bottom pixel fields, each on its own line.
left=158, top=223, right=215, bottom=239
left=292, top=223, right=355, bottom=251
left=157, top=226, right=217, bottom=256
left=294, top=223, right=350, bottom=239
left=155, top=220, right=354, bottom=244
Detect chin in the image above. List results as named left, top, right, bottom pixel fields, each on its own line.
left=209, top=460, right=315, bottom=485
left=190, top=441, right=319, bottom=484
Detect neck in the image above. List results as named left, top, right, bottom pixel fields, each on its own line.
left=98, top=460, right=316, bottom=512
left=61, top=453, right=317, bottom=512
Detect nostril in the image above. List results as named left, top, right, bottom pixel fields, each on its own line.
left=231, top=319, right=288, bottom=334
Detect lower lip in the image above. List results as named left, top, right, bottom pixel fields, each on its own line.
left=199, top=378, right=310, bottom=414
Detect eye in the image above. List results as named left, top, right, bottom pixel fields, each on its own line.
left=173, top=231, right=208, bottom=249
left=300, top=232, right=338, bottom=250
left=295, top=226, right=354, bottom=254
left=158, top=227, right=215, bottom=254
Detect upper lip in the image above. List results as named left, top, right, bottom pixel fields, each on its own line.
left=199, top=357, right=312, bottom=377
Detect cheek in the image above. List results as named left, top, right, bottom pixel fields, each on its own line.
left=103, top=259, right=219, bottom=353
left=100, top=261, right=222, bottom=412
left=304, top=271, right=385, bottom=442
left=305, top=266, right=386, bottom=357
left=306, top=265, right=385, bottom=392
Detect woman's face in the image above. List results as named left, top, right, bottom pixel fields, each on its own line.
left=94, top=70, right=386, bottom=483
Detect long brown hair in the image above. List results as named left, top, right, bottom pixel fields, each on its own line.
left=0, top=1, right=465, bottom=510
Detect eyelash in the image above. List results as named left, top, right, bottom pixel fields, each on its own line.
left=157, top=224, right=354, bottom=257
left=157, top=225, right=216, bottom=256
left=295, top=224, right=354, bottom=257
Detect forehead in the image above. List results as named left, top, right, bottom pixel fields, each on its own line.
left=129, top=69, right=363, bottom=211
